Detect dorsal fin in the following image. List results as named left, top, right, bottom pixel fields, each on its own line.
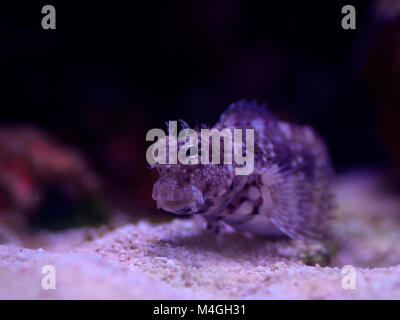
left=219, top=100, right=274, bottom=124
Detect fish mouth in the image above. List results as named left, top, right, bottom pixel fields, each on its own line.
left=152, top=182, right=204, bottom=215
left=156, top=200, right=199, bottom=215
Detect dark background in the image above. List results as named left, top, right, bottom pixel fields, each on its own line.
left=1, top=1, right=399, bottom=225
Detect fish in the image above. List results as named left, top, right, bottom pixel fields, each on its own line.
left=151, top=100, right=334, bottom=239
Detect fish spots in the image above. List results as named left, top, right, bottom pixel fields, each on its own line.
left=300, top=151, right=315, bottom=179
left=236, top=201, right=253, bottom=216
left=260, top=185, right=275, bottom=214
left=206, top=199, right=214, bottom=207
left=247, top=186, right=260, bottom=201
left=273, top=142, right=293, bottom=169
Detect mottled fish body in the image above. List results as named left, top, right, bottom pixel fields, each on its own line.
left=152, top=100, right=334, bottom=239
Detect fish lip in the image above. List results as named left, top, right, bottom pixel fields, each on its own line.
left=152, top=182, right=204, bottom=214
left=155, top=199, right=205, bottom=215
left=177, top=207, right=192, bottom=214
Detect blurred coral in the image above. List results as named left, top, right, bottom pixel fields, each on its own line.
left=0, top=126, right=103, bottom=239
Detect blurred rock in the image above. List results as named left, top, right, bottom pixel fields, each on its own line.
left=0, top=126, right=103, bottom=240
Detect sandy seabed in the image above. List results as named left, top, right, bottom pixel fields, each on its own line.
left=1, top=171, right=400, bottom=299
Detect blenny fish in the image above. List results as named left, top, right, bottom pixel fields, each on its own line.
left=151, top=100, right=334, bottom=239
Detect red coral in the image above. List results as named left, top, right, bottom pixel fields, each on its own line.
left=0, top=126, right=101, bottom=225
